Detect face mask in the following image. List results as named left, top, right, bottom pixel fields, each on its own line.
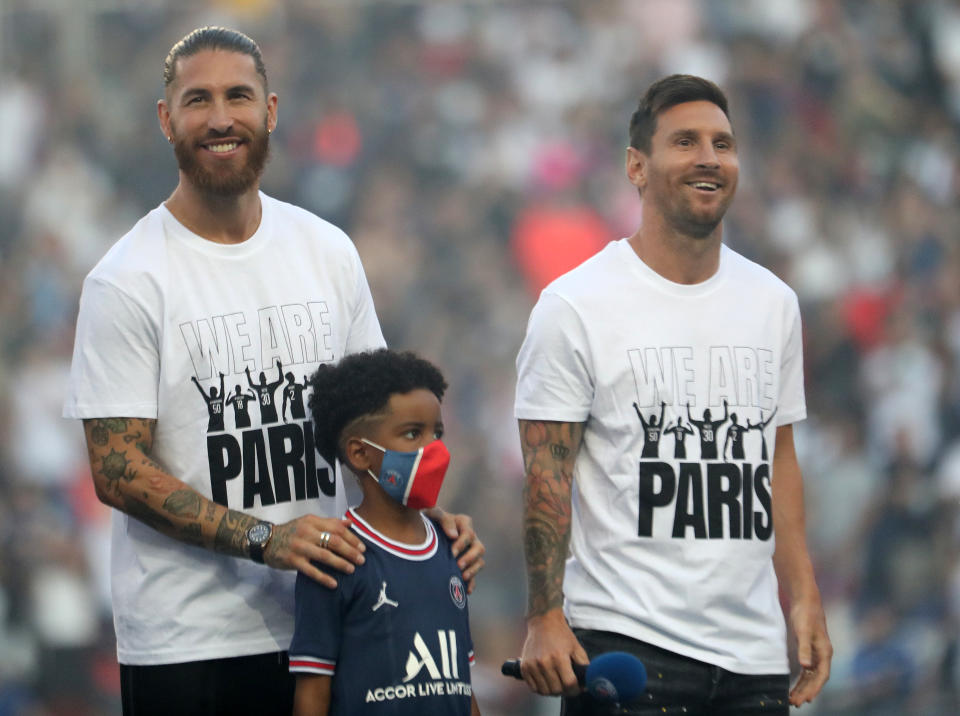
left=361, top=438, right=450, bottom=509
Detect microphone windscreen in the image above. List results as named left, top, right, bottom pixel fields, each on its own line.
left=584, top=651, right=647, bottom=703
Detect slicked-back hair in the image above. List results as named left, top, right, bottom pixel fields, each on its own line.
left=307, top=349, right=448, bottom=468
left=163, top=26, right=268, bottom=91
left=629, top=74, right=730, bottom=153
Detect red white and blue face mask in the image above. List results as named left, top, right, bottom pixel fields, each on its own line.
left=361, top=438, right=450, bottom=510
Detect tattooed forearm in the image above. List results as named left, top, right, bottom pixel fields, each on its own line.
left=121, top=494, right=174, bottom=532
left=524, top=516, right=566, bottom=614
left=83, top=417, right=225, bottom=552
left=518, top=420, right=584, bottom=617
left=178, top=523, right=205, bottom=547
left=163, top=489, right=202, bottom=519
left=214, top=510, right=257, bottom=556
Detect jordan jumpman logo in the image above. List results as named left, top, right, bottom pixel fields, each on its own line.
left=372, top=581, right=400, bottom=611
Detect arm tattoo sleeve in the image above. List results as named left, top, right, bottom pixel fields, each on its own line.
left=214, top=509, right=258, bottom=555
left=519, top=420, right=584, bottom=617
left=82, top=417, right=248, bottom=555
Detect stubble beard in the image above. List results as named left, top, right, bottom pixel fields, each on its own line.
left=172, top=120, right=271, bottom=198
left=663, top=184, right=734, bottom=240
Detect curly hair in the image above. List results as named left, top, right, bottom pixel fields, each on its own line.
left=307, top=349, right=447, bottom=468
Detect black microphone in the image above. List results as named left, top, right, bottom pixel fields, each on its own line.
left=501, top=651, right=647, bottom=703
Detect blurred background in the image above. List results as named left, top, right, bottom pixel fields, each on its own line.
left=1, top=0, right=959, bottom=713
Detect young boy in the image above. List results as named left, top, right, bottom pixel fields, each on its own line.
left=290, top=349, right=481, bottom=716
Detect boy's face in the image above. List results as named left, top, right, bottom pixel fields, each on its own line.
left=375, top=389, right=443, bottom=448
left=347, top=388, right=443, bottom=482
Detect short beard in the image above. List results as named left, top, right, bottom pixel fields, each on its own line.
left=172, top=120, right=270, bottom=198
left=671, top=213, right=722, bottom=240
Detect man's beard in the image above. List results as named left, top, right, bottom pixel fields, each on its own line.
left=662, top=184, right=733, bottom=239
left=172, top=121, right=270, bottom=197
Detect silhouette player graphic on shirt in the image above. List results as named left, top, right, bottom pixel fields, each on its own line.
left=747, top=407, right=778, bottom=461
left=226, top=385, right=257, bottom=429
left=245, top=360, right=284, bottom=425
left=687, top=400, right=729, bottom=460
left=191, top=372, right=225, bottom=432
left=723, top=412, right=748, bottom=461
left=663, top=418, right=696, bottom=459
left=281, top=372, right=307, bottom=422
left=633, top=401, right=667, bottom=458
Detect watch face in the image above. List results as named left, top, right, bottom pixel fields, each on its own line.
left=248, top=523, right=271, bottom=545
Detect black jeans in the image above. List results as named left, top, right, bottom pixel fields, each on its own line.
left=120, top=651, right=295, bottom=716
left=562, top=630, right=789, bottom=716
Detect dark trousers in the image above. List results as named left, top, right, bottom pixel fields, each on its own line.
left=120, top=651, right=295, bottom=716
left=562, top=630, right=789, bottom=716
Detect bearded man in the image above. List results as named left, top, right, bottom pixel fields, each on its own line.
left=64, top=27, right=484, bottom=716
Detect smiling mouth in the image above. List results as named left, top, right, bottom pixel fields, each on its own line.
left=688, top=181, right=720, bottom=192
left=203, top=141, right=241, bottom=153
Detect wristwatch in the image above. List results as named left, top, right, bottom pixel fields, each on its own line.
left=246, top=521, right=274, bottom=564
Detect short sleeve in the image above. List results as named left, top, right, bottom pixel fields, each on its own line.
left=515, top=292, right=595, bottom=423
left=344, top=244, right=387, bottom=355
left=289, top=568, right=346, bottom=675
left=63, top=277, right=160, bottom=418
left=777, top=293, right=806, bottom=426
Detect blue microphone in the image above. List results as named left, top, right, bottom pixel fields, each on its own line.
left=501, top=651, right=647, bottom=703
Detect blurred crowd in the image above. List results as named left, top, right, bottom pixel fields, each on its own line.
left=2, top=1, right=960, bottom=714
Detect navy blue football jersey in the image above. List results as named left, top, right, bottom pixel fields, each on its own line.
left=290, top=509, right=475, bottom=715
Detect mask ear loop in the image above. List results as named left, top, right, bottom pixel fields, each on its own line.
left=360, top=438, right=385, bottom=480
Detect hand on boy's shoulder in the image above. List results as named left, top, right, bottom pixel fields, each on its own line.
left=266, top=515, right=366, bottom=589
left=424, top=508, right=485, bottom=594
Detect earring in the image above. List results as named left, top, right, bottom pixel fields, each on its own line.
left=166, top=136, right=173, bottom=143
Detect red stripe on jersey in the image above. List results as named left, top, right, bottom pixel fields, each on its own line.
left=289, top=656, right=335, bottom=674
left=468, top=651, right=476, bottom=665
left=347, top=509, right=437, bottom=557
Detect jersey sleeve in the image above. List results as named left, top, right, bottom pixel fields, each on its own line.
left=777, top=292, right=806, bottom=426
left=289, top=567, right=349, bottom=676
left=344, top=242, right=387, bottom=355
left=515, top=291, right=595, bottom=422
left=63, top=277, right=161, bottom=419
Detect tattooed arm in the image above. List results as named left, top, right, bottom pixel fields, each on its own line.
left=517, top=419, right=589, bottom=697
left=82, top=417, right=365, bottom=587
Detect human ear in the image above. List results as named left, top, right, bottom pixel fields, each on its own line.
left=626, top=146, right=647, bottom=191
left=266, top=93, right=279, bottom=134
left=157, top=100, right=173, bottom=143
left=343, top=435, right=378, bottom=475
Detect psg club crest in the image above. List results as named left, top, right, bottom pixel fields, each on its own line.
left=449, top=576, right=466, bottom=609
left=588, top=676, right=618, bottom=702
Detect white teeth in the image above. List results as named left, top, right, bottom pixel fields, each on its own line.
left=206, top=142, right=238, bottom=153
left=691, top=182, right=719, bottom=190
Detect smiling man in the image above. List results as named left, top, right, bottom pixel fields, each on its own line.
left=63, top=27, right=484, bottom=716
left=514, top=75, right=832, bottom=714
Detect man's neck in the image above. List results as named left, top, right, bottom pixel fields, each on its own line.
left=627, top=212, right=723, bottom=285
left=164, top=179, right=263, bottom=245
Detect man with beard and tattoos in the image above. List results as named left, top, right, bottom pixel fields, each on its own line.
left=514, top=75, right=831, bottom=714
left=63, top=27, right=484, bottom=716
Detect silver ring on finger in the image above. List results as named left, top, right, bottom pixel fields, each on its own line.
left=319, top=531, right=331, bottom=549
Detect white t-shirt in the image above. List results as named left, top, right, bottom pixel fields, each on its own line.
left=64, top=193, right=386, bottom=665
left=515, top=239, right=806, bottom=675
